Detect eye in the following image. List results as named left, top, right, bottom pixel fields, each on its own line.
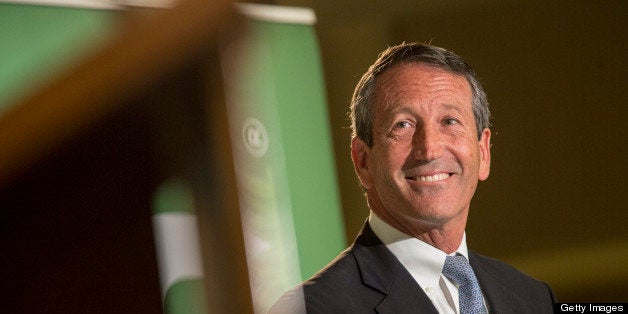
left=443, top=118, right=460, bottom=126
left=394, top=121, right=413, bottom=129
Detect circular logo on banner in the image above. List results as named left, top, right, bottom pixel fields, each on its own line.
left=242, top=118, right=269, bottom=158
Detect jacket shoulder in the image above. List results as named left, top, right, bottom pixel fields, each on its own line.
left=470, top=252, right=557, bottom=312
left=270, top=248, right=382, bottom=313
left=471, top=252, right=548, bottom=288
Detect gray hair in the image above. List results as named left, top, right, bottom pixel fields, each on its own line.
left=350, top=42, right=491, bottom=146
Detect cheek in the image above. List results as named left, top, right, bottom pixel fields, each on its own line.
left=449, top=139, right=484, bottom=175
left=369, top=148, right=397, bottom=180
left=368, top=151, right=388, bottom=179
left=379, top=146, right=407, bottom=171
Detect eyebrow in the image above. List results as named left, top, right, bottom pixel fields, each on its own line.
left=439, top=103, right=464, bottom=114
left=379, top=105, right=412, bottom=123
left=378, top=102, right=467, bottom=123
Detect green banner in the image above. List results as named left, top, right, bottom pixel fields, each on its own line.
left=0, top=2, right=114, bottom=113
left=222, top=4, right=346, bottom=313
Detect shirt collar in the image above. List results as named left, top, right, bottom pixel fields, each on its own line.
left=368, top=211, right=469, bottom=289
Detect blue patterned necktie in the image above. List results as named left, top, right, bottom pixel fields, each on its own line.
left=442, top=254, right=487, bottom=314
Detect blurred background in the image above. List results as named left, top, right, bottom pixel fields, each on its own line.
left=0, top=0, right=625, bottom=312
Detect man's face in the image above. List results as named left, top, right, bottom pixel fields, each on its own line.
left=352, top=63, right=491, bottom=232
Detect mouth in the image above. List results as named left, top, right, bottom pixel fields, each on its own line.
left=405, top=173, right=452, bottom=183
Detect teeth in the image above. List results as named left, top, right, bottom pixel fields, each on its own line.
left=416, top=173, right=450, bottom=182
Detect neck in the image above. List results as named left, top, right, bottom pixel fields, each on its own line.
left=411, top=226, right=465, bottom=254
left=390, top=215, right=464, bottom=254
left=368, top=198, right=467, bottom=254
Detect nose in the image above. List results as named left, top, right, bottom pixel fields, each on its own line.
left=413, top=124, right=443, bottom=161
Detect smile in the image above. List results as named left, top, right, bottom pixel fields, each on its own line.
left=406, top=173, right=451, bottom=182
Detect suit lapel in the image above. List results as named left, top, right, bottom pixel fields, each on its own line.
left=469, top=252, right=520, bottom=313
left=352, top=223, right=438, bottom=314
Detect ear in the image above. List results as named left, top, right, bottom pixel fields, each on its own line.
left=351, top=137, right=374, bottom=189
left=478, top=128, right=491, bottom=181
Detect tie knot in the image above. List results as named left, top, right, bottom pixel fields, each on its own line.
left=442, top=254, right=475, bottom=287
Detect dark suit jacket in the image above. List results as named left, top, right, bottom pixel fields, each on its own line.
left=271, top=222, right=556, bottom=313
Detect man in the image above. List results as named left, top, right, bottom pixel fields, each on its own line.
left=271, top=42, right=555, bottom=313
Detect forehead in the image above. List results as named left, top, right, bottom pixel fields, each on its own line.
left=373, top=63, right=472, bottom=113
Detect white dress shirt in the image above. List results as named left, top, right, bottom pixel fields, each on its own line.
left=368, top=211, right=487, bottom=314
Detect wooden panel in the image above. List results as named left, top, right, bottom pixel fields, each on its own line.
left=0, top=0, right=254, bottom=312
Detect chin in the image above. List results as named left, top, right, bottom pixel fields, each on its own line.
left=406, top=207, right=461, bottom=226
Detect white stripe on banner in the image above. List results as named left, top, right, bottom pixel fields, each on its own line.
left=152, top=212, right=204, bottom=299
left=235, top=3, right=316, bottom=25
